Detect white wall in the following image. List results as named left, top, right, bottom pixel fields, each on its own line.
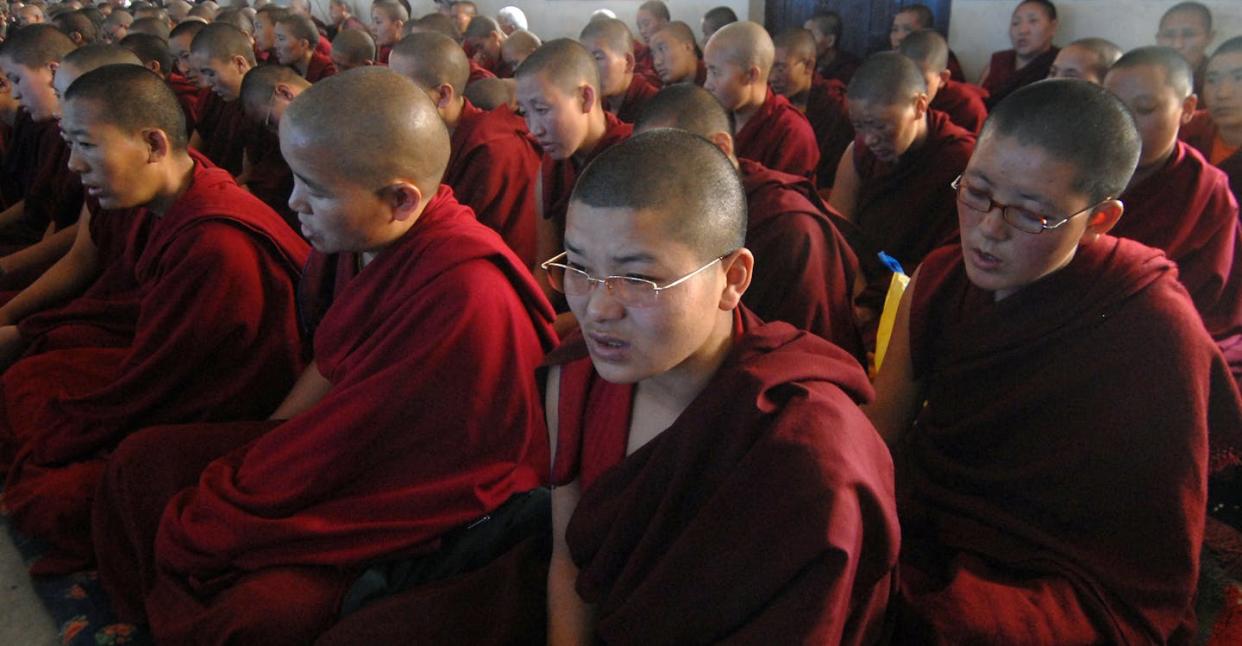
left=306, top=1, right=753, bottom=41
left=948, top=0, right=1242, bottom=82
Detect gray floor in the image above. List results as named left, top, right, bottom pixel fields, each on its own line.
left=0, top=530, right=59, bottom=645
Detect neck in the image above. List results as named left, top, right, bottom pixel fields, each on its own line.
left=787, top=80, right=812, bottom=111
left=1015, top=44, right=1051, bottom=68
left=604, top=75, right=634, bottom=113
left=147, top=151, right=198, bottom=216
left=636, top=310, right=735, bottom=418
left=733, top=84, right=768, bottom=130
left=442, top=96, right=465, bottom=131
left=295, top=51, right=312, bottom=75
left=573, top=109, right=609, bottom=163
left=898, top=114, right=931, bottom=161
left=1126, top=145, right=1175, bottom=190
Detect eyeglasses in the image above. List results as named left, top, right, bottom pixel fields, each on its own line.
left=951, top=175, right=1109, bottom=235
left=540, top=251, right=729, bottom=307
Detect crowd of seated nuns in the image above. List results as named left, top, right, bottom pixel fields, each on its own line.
left=0, top=0, right=1239, bottom=644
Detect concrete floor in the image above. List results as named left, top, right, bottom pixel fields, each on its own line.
left=0, top=530, right=59, bottom=646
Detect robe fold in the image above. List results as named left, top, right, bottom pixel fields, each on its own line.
left=1, top=151, right=309, bottom=573
left=734, top=87, right=819, bottom=180
left=633, top=41, right=661, bottom=86
left=818, top=49, right=860, bottom=85
left=304, top=51, right=337, bottom=82
left=738, top=158, right=864, bottom=363
left=468, top=59, right=497, bottom=84
left=447, top=100, right=542, bottom=266
left=802, top=74, right=853, bottom=188
left=377, top=44, right=391, bottom=65
left=930, top=79, right=988, bottom=134
left=981, top=47, right=1059, bottom=109
left=242, top=126, right=297, bottom=231
left=548, top=307, right=899, bottom=644
left=167, top=73, right=202, bottom=135
left=22, top=119, right=83, bottom=233
left=1181, top=110, right=1242, bottom=203
left=897, top=237, right=1242, bottom=644
left=612, top=73, right=658, bottom=125
left=0, top=109, right=36, bottom=209
left=130, top=186, right=556, bottom=643
left=852, top=109, right=975, bottom=273
left=1114, top=141, right=1242, bottom=387
left=540, top=112, right=632, bottom=231
left=194, top=93, right=248, bottom=176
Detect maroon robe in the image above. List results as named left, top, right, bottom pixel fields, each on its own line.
left=0, top=109, right=35, bottom=208
left=817, top=49, right=860, bottom=85
left=734, top=88, right=820, bottom=179
left=377, top=44, right=392, bottom=65
left=982, top=47, right=1059, bottom=109
left=194, top=92, right=248, bottom=176
left=99, top=187, right=556, bottom=643
left=930, top=79, right=988, bottom=134
left=303, top=50, right=337, bottom=82
left=242, top=125, right=297, bottom=231
left=446, top=100, right=542, bottom=266
left=612, top=73, right=658, bottom=124
left=540, top=112, right=632, bottom=231
left=1181, top=110, right=1242, bottom=203
left=897, top=237, right=1242, bottom=643
left=633, top=40, right=661, bottom=86
left=0, top=112, right=82, bottom=244
left=946, top=50, right=966, bottom=82
left=739, top=158, right=864, bottom=362
left=852, top=108, right=975, bottom=273
left=548, top=307, right=898, bottom=643
left=166, top=73, right=202, bottom=135
left=802, top=74, right=853, bottom=188
left=468, top=59, right=497, bottom=84
left=1, top=151, right=309, bottom=574
left=315, top=33, right=332, bottom=57
left=1114, top=141, right=1242, bottom=386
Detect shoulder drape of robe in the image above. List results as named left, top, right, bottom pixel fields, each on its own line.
left=982, top=47, right=1059, bottom=109
left=1181, top=110, right=1242, bottom=203
left=305, top=51, right=337, bottom=82
left=930, top=79, right=988, bottom=134
left=739, top=158, right=865, bottom=363
left=805, top=74, right=853, bottom=189
left=540, top=112, right=632, bottom=230
left=194, top=93, right=248, bottom=176
left=734, top=87, right=820, bottom=180
left=548, top=308, right=898, bottom=644
left=898, top=237, right=1242, bottom=643
left=447, top=100, right=542, bottom=266
left=614, top=73, right=659, bottom=125
left=152, top=186, right=557, bottom=586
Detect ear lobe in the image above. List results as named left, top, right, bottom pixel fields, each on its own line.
left=385, top=181, right=425, bottom=223
left=913, top=92, right=930, bottom=116
left=718, top=248, right=754, bottom=310
left=1086, top=199, right=1124, bottom=237
left=580, top=83, right=596, bottom=113
left=1181, top=94, right=1198, bottom=122
left=623, top=52, right=636, bottom=75
left=938, top=69, right=951, bottom=85
left=707, top=130, right=735, bottom=160
left=143, top=128, right=171, bottom=162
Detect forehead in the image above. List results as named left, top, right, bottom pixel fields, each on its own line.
left=1055, top=45, right=1093, bottom=66
left=970, top=133, right=1081, bottom=196
left=1161, top=10, right=1208, bottom=31
left=849, top=98, right=911, bottom=121
left=1208, top=50, right=1242, bottom=73
left=1014, top=3, right=1051, bottom=19
left=582, top=35, right=620, bottom=55
left=517, top=70, right=574, bottom=100
left=566, top=203, right=686, bottom=253
left=1106, top=63, right=1172, bottom=90
left=61, top=96, right=115, bottom=132
left=893, top=11, right=921, bottom=26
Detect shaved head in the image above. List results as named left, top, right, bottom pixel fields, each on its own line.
left=0, top=23, right=76, bottom=67
left=1058, top=38, right=1123, bottom=83
left=705, top=21, right=773, bottom=74
left=282, top=66, right=449, bottom=192
left=636, top=83, right=735, bottom=138
left=984, top=79, right=1139, bottom=202
left=579, top=16, right=632, bottom=56
left=55, top=9, right=99, bottom=43
left=61, top=42, right=142, bottom=70
left=215, top=9, right=255, bottom=37
left=192, top=22, right=256, bottom=65
left=407, top=12, right=457, bottom=40
left=847, top=51, right=927, bottom=105
left=130, top=16, right=170, bottom=40
left=702, top=7, right=737, bottom=39
left=390, top=31, right=468, bottom=95
left=370, top=1, right=408, bottom=23
left=170, top=19, right=207, bottom=41
left=656, top=21, right=697, bottom=48
left=1109, top=46, right=1194, bottom=99
left=572, top=128, right=746, bottom=259
left=897, top=4, right=935, bottom=29
left=463, top=76, right=515, bottom=110
left=461, top=15, right=499, bottom=41
left=120, top=32, right=173, bottom=74
left=64, top=64, right=187, bottom=150
left=240, top=61, right=307, bottom=107
left=276, top=12, right=317, bottom=45
left=1161, top=1, right=1212, bottom=31
left=898, top=29, right=949, bottom=72
left=514, top=38, right=599, bottom=94
left=773, top=27, right=816, bottom=62
left=331, top=28, right=375, bottom=69
left=637, top=1, right=670, bottom=22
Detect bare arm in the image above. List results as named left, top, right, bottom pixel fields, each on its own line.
left=545, top=365, right=596, bottom=646
left=865, top=269, right=924, bottom=446
left=0, top=199, right=25, bottom=233
left=828, top=142, right=860, bottom=223
left=0, top=219, right=81, bottom=288
left=268, top=361, right=332, bottom=420
left=0, top=207, right=100, bottom=327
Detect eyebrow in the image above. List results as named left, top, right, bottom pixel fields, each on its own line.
left=563, top=241, right=656, bottom=266
left=62, top=128, right=89, bottom=137
left=292, top=170, right=330, bottom=193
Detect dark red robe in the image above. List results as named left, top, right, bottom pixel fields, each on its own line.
left=852, top=108, right=975, bottom=273
left=315, top=33, right=332, bottom=57
left=540, top=112, right=632, bottom=232
left=734, top=88, right=820, bottom=180
left=468, top=59, right=497, bottom=84
left=0, top=112, right=82, bottom=245
left=0, top=109, right=36, bottom=209
left=1114, top=141, right=1242, bottom=386
left=1, top=151, right=309, bottom=574
left=612, top=73, right=658, bottom=124
left=104, top=187, right=556, bottom=643
left=946, top=49, right=966, bottom=83
left=897, top=236, right=1242, bottom=643
left=377, top=44, right=392, bottom=66
left=446, top=100, right=542, bottom=266
left=802, top=74, right=853, bottom=189
left=739, top=158, right=864, bottom=362
left=194, top=93, right=248, bottom=176
left=1181, top=110, right=1242, bottom=203
left=548, top=307, right=898, bottom=643
left=633, top=40, right=661, bottom=86
left=242, top=126, right=298, bottom=231
left=930, top=78, right=989, bottom=134
left=817, top=49, right=860, bottom=85
left=166, top=73, right=201, bottom=135
left=303, top=50, right=337, bottom=82
left=981, top=47, right=1059, bottom=109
